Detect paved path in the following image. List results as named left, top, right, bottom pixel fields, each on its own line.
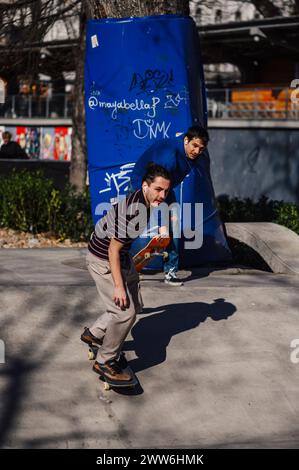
left=1, top=249, right=299, bottom=448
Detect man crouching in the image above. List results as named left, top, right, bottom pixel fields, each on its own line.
left=81, top=163, right=171, bottom=384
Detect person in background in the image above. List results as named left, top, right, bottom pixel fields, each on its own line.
left=129, top=125, right=209, bottom=286
left=0, top=131, right=29, bottom=159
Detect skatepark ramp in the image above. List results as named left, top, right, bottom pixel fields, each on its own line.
left=225, top=222, right=299, bottom=275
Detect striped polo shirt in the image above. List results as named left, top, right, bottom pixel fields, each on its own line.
left=88, top=189, right=150, bottom=261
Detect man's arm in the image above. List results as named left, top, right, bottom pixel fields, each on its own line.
left=108, top=238, right=129, bottom=310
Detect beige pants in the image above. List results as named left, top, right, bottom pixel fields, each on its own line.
left=86, top=251, right=143, bottom=364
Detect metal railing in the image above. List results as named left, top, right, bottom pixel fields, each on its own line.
left=0, top=88, right=298, bottom=121
left=207, top=87, right=299, bottom=120
left=0, top=93, right=73, bottom=119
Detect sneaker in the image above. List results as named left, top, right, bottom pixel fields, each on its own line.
left=164, top=270, right=184, bottom=286
left=80, top=327, right=103, bottom=347
left=93, top=359, right=132, bottom=382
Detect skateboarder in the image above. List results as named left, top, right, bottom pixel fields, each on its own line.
left=129, top=125, right=209, bottom=286
left=82, top=163, right=171, bottom=384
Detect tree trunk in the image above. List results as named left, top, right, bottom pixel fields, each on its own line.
left=70, top=0, right=189, bottom=191
left=87, top=0, right=189, bottom=18
left=69, top=4, right=87, bottom=191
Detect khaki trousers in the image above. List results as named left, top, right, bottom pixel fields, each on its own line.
left=86, top=251, right=143, bottom=364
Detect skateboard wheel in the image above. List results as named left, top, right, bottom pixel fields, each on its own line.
left=104, top=382, right=110, bottom=391
left=144, top=252, right=150, bottom=259
left=88, top=349, right=95, bottom=360
left=163, top=251, right=168, bottom=259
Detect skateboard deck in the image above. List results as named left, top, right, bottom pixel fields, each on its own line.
left=133, top=236, right=170, bottom=272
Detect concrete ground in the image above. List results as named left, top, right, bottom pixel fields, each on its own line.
left=0, top=248, right=299, bottom=449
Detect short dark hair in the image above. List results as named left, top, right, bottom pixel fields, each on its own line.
left=2, top=131, right=12, bottom=140
left=184, top=125, right=209, bottom=146
left=142, top=162, right=171, bottom=185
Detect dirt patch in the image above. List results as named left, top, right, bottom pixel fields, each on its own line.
left=0, top=228, right=88, bottom=249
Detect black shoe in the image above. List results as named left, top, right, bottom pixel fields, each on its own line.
left=164, top=270, right=183, bottom=286
left=93, top=359, right=132, bottom=382
left=81, top=327, right=103, bottom=346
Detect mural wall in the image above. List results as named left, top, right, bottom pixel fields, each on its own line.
left=85, top=15, right=231, bottom=267
left=0, top=126, right=72, bottom=160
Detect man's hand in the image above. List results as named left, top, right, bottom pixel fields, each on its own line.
left=113, top=286, right=129, bottom=310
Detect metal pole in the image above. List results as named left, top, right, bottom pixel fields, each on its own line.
left=46, top=96, right=49, bottom=118
left=285, top=87, right=288, bottom=120
left=254, top=88, right=258, bottom=119
left=64, top=94, right=67, bottom=118
left=225, top=88, right=229, bottom=118
left=28, top=95, right=32, bottom=118
left=12, top=95, right=15, bottom=117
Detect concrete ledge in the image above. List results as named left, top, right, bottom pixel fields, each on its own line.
left=225, top=222, right=299, bottom=275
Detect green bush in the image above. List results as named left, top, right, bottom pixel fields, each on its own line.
left=0, top=170, right=93, bottom=241
left=0, top=170, right=54, bottom=233
left=273, top=202, right=299, bottom=235
left=0, top=171, right=298, bottom=241
left=217, top=195, right=299, bottom=235
left=52, top=184, right=94, bottom=241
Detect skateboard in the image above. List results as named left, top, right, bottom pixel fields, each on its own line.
left=133, top=235, right=170, bottom=272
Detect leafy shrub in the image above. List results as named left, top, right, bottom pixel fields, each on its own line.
left=0, top=170, right=93, bottom=241
left=217, top=195, right=299, bottom=235
left=0, top=171, right=298, bottom=242
left=272, top=202, right=299, bottom=235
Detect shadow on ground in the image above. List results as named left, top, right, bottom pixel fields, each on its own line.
left=124, top=299, right=236, bottom=373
